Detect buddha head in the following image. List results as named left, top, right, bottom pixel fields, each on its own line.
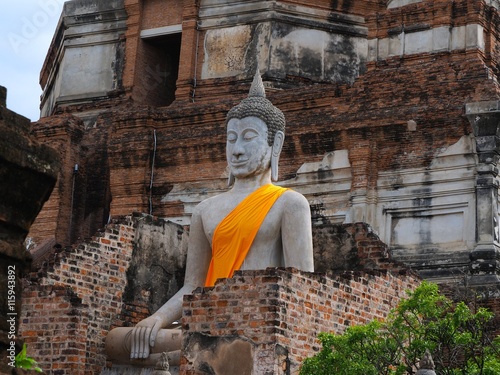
left=226, top=72, right=286, bottom=184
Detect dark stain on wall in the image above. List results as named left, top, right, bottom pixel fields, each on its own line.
left=313, top=218, right=360, bottom=273
left=183, top=332, right=255, bottom=375
left=122, top=217, right=189, bottom=317
left=330, top=0, right=354, bottom=14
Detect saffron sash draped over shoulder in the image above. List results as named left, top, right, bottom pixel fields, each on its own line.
left=204, top=184, right=289, bottom=287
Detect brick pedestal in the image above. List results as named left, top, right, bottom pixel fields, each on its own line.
left=181, top=268, right=419, bottom=375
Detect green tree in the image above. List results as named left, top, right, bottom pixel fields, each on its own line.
left=300, top=281, right=500, bottom=375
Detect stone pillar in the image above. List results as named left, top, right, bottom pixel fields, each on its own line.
left=175, top=0, right=200, bottom=101
left=465, top=101, right=500, bottom=285
left=0, top=86, right=59, bottom=373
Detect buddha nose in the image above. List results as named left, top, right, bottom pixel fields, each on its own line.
left=232, top=140, right=245, bottom=157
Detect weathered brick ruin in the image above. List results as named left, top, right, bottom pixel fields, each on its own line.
left=10, top=0, right=500, bottom=373
left=180, top=268, right=419, bottom=374
left=21, top=213, right=410, bottom=373
left=21, top=214, right=190, bottom=373
left=0, top=87, right=59, bottom=374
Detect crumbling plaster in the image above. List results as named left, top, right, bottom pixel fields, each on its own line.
left=40, top=0, right=127, bottom=119
left=200, top=0, right=367, bottom=85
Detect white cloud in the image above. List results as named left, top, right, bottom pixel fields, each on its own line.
left=0, top=0, right=63, bottom=121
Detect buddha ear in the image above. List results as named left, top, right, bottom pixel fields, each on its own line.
left=227, top=172, right=235, bottom=187
left=271, top=131, right=284, bottom=182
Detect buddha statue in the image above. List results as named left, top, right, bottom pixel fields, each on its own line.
left=105, top=71, right=314, bottom=365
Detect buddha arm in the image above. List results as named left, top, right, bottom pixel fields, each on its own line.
left=281, top=191, right=314, bottom=272
left=153, top=207, right=212, bottom=322
left=130, top=207, right=211, bottom=359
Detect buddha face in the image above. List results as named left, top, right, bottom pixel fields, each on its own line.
left=226, top=116, right=272, bottom=180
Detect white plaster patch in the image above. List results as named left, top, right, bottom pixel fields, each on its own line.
left=432, top=26, right=451, bottom=52
left=388, top=0, right=423, bottom=8
left=466, top=24, right=485, bottom=50
left=59, top=44, right=117, bottom=97
left=377, top=38, right=389, bottom=59
left=296, top=150, right=350, bottom=174
left=430, top=134, right=476, bottom=165
left=270, top=28, right=366, bottom=83
left=390, top=211, right=465, bottom=246
left=202, top=25, right=254, bottom=79
left=370, top=24, right=484, bottom=61
left=405, top=29, right=433, bottom=55
left=388, top=34, right=403, bottom=56
left=371, top=135, right=477, bottom=257
left=282, top=150, right=352, bottom=223
left=269, top=29, right=328, bottom=79
left=451, top=26, right=466, bottom=50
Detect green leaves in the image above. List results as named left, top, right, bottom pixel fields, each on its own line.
left=15, top=344, right=43, bottom=372
left=300, top=281, right=500, bottom=375
left=301, top=321, right=403, bottom=375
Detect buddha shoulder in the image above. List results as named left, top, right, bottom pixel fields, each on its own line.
left=278, top=189, right=310, bottom=214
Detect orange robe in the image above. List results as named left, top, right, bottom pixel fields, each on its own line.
left=204, top=184, right=289, bottom=287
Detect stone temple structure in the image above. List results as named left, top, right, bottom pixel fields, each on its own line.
left=13, top=0, right=500, bottom=374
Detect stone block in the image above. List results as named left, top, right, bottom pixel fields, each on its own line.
left=466, top=24, right=484, bottom=50
left=388, top=34, right=403, bottom=57
left=405, top=29, right=433, bottom=55
left=432, top=26, right=451, bottom=52
left=378, top=38, right=390, bottom=59
left=451, top=25, right=466, bottom=50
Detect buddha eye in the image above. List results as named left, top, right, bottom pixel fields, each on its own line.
left=227, top=132, right=237, bottom=144
left=243, top=129, right=258, bottom=141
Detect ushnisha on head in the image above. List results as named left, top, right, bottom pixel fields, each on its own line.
left=226, top=72, right=286, bottom=146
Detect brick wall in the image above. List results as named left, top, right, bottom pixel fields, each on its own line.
left=141, top=0, right=183, bottom=29
left=20, top=214, right=189, bottom=374
left=487, top=3, right=500, bottom=78
left=20, top=217, right=136, bottom=374
left=101, top=45, right=495, bottom=219
left=28, top=115, right=84, bottom=247
left=181, top=268, right=420, bottom=375
left=312, top=220, right=408, bottom=274
left=20, top=285, right=88, bottom=374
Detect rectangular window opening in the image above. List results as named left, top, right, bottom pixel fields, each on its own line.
left=141, top=31, right=182, bottom=107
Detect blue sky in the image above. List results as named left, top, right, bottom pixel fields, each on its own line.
left=0, top=1, right=62, bottom=121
